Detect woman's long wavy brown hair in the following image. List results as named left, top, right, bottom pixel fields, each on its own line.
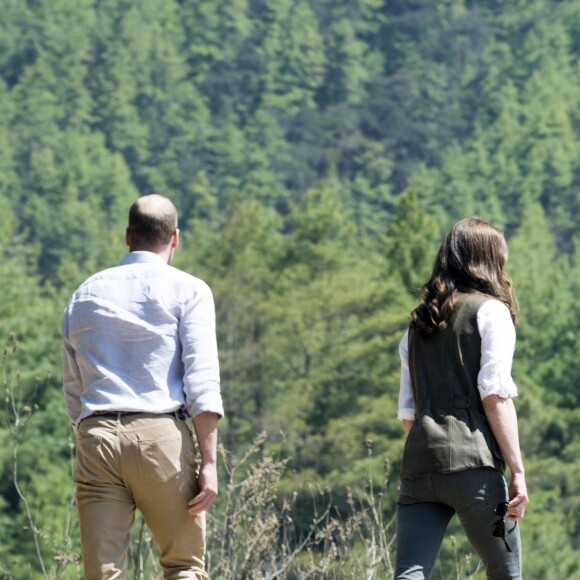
left=410, top=217, right=519, bottom=335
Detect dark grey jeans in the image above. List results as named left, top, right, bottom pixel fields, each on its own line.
left=395, top=468, right=522, bottom=580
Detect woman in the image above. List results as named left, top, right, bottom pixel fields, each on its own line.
left=395, top=217, right=528, bottom=579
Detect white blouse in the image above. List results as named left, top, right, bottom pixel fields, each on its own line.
left=397, top=299, right=518, bottom=421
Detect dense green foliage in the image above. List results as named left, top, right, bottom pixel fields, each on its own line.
left=1, top=0, right=580, bottom=577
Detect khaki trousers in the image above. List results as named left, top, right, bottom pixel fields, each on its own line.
left=75, top=413, right=206, bottom=580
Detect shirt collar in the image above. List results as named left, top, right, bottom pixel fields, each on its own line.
left=118, top=251, right=167, bottom=266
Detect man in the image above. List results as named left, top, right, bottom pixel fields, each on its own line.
left=62, top=194, right=223, bottom=579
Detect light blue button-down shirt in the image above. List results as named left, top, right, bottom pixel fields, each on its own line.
left=62, top=251, right=223, bottom=425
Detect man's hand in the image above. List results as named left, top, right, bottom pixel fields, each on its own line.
left=188, top=411, right=220, bottom=515
left=188, top=462, right=218, bottom=515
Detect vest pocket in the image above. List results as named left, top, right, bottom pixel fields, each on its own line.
left=397, top=478, right=416, bottom=505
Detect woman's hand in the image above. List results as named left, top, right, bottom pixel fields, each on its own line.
left=507, top=471, right=528, bottom=521
left=482, top=395, right=529, bottom=521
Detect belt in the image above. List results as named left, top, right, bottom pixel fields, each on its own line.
left=89, top=410, right=185, bottom=420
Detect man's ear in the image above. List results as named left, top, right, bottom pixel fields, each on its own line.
left=125, top=228, right=131, bottom=248
left=172, top=229, right=180, bottom=249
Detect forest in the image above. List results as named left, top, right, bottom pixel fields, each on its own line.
left=1, top=0, right=580, bottom=577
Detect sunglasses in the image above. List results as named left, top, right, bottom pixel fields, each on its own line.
left=492, top=501, right=517, bottom=552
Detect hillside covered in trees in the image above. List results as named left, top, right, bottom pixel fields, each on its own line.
left=1, top=0, right=580, bottom=577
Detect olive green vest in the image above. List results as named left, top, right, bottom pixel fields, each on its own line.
left=400, top=294, right=505, bottom=479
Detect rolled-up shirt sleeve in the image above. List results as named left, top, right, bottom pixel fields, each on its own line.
left=397, top=329, right=416, bottom=421
left=477, top=299, right=518, bottom=400
left=180, top=282, right=224, bottom=418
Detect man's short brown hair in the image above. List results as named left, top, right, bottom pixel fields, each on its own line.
left=127, top=195, right=178, bottom=249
